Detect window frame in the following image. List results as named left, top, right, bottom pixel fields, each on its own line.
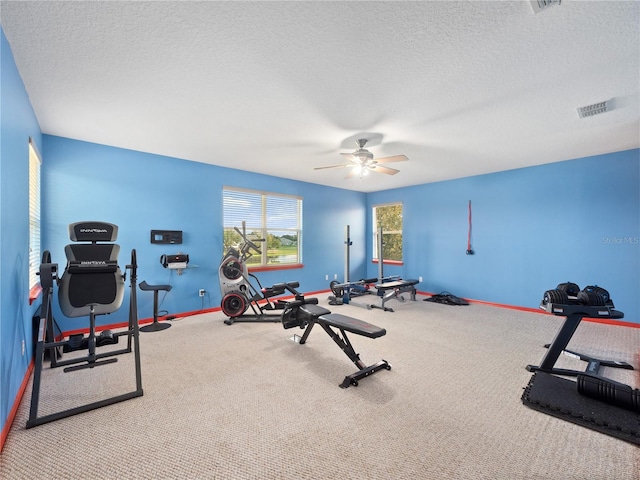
left=222, top=186, right=303, bottom=270
left=29, top=138, right=42, bottom=301
left=372, top=202, right=403, bottom=264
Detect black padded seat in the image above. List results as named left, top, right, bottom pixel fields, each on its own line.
left=318, top=313, right=386, bottom=339
left=299, top=304, right=331, bottom=318
left=371, top=278, right=419, bottom=312
left=298, top=305, right=386, bottom=338
left=375, top=279, right=419, bottom=289
left=139, top=281, right=172, bottom=332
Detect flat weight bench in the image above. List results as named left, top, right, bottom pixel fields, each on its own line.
left=371, top=279, right=419, bottom=312
left=284, top=303, right=391, bottom=388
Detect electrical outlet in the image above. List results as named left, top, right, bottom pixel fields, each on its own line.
left=419, top=276, right=423, bottom=283
left=21, top=339, right=25, bottom=356
left=334, top=274, right=337, bottom=279
left=325, top=275, right=329, bottom=281
left=199, top=289, right=205, bottom=297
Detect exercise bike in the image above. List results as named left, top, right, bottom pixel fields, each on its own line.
left=219, top=222, right=305, bottom=325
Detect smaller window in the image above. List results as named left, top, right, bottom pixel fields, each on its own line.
left=29, top=139, right=42, bottom=289
left=373, top=203, right=403, bottom=262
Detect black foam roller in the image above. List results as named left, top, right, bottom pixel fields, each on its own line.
left=577, top=375, right=640, bottom=413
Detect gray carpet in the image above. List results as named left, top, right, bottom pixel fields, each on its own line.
left=1, top=295, right=639, bottom=479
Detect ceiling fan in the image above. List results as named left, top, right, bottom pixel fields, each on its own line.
left=314, top=139, right=409, bottom=179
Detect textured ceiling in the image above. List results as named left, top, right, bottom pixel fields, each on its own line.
left=1, top=1, right=639, bottom=193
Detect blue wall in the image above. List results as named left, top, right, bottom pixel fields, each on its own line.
left=367, top=149, right=640, bottom=323
left=0, top=29, right=43, bottom=440
left=2, top=19, right=639, bottom=448
left=41, top=136, right=367, bottom=331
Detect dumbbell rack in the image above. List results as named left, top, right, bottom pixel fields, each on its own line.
left=526, top=302, right=633, bottom=377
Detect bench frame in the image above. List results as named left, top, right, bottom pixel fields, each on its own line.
left=371, top=279, right=418, bottom=312
left=288, top=304, right=391, bottom=388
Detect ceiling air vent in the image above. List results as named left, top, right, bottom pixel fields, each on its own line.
left=577, top=100, right=610, bottom=119
left=530, top=0, right=562, bottom=14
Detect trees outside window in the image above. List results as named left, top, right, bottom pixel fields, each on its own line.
left=373, top=203, right=402, bottom=262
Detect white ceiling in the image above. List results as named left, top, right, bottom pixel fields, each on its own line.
left=1, top=1, right=639, bottom=193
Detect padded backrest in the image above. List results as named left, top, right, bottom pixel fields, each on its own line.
left=58, top=222, right=125, bottom=318
left=69, top=221, right=118, bottom=242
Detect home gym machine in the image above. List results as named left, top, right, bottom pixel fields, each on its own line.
left=369, top=227, right=419, bottom=312
left=219, top=221, right=305, bottom=325
left=526, top=282, right=638, bottom=413
left=281, top=296, right=391, bottom=388
left=27, top=221, right=143, bottom=428
left=328, top=225, right=377, bottom=305
left=327, top=225, right=419, bottom=312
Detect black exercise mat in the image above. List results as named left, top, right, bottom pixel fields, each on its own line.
left=423, top=292, right=469, bottom=306
left=522, top=372, right=640, bottom=445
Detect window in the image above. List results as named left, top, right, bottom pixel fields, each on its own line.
left=29, top=139, right=42, bottom=290
left=223, top=187, right=302, bottom=268
left=373, top=202, right=403, bottom=262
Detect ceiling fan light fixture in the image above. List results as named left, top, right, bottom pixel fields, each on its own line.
left=355, top=150, right=374, bottom=162
left=315, top=137, right=408, bottom=179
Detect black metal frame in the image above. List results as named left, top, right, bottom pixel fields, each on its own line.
left=365, top=228, right=419, bottom=312
left=296, top=320, right=390, bottom=388
left=219, top=222, right=305, bottom=325
left=285, top=303, right=391, bottom=388
left=139, top=281, right=172, bottom=332
left=223, top=277, right=303, bottom=325
left=27, top=249, right=143, bottom=428
left=526, top=302, right=633, bottom=378
left=370, top=280, right=418, bottom=312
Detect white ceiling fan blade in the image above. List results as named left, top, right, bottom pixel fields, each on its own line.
left=372, top=165, right=400, bottom=175
left=374, top=154, right=408, bottom=164
left=313, top=164, right=350, bottom=170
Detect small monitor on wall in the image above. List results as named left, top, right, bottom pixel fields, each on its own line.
left=150, top=230, right=183, bottom=244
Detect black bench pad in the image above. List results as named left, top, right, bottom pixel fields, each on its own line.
left=300, top=304, right=332, bottom=318
left=376, top=279, right=419, bottom=289
left=319, top=314, right=386, bottom=339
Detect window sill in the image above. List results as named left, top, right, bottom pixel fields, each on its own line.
left=249, top=263, right=304, bottom=273
left=372, top=259, right=404, bottom=266
left=29, top=284, right=43, bottom=305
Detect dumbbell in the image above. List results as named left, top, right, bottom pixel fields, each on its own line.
left=578, top=285, right=613, bottom=307
left=556, top=282, right=580, bottom=297
left=542, top=283, right=613, bottom=308
left=541, top=282, right=580, bottom=306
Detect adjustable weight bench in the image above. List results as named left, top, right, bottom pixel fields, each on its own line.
left=282, top=301, right=391, bottom=388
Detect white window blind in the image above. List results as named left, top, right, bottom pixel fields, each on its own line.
left=223, top=187, right=302, bottom=267
left=29, top=139, right=42, bottom=289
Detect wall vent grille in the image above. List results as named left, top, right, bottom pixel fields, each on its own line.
left=530, top=0, right=562, bottom=14
left=577, top=100, right=610, bottom=119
